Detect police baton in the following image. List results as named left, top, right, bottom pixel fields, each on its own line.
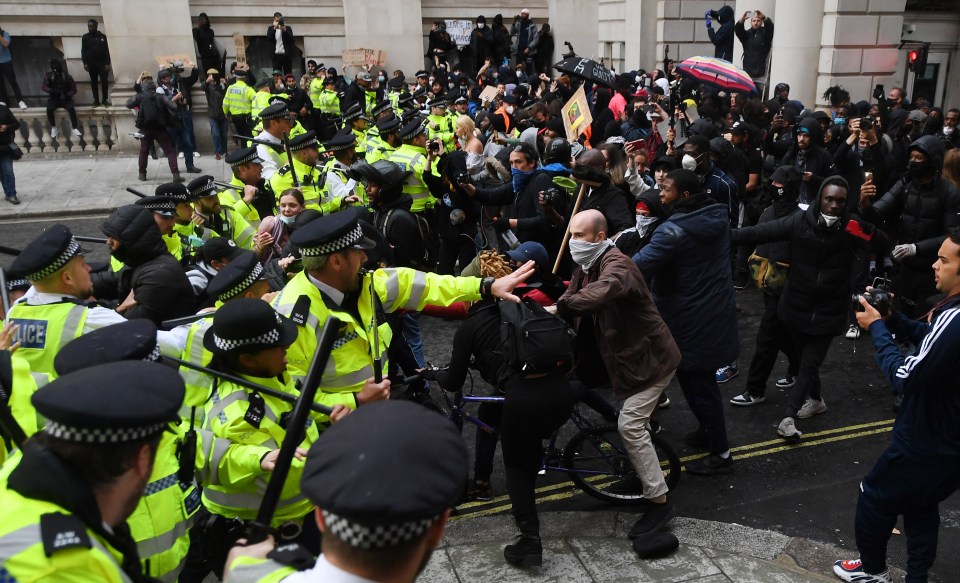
left=246, top=316, right=341, bottom=544
left=234, top=135, right=283, bottom=148
left=0, top=268, right=11, bottom=317
left=213, top=181, right=244, bottom=191
left=126, top=187, right=148, bottom=198
left=75, top=236, right=110, bottom=244
left=0, top=245, right=22, bottom=256
left=282, top=131, right=300, bottom=188
left=160, top=312, right=214, bottom=329
left=0, top=352, right=28, bottom=449
left=160, top=355, right=334, bottom=417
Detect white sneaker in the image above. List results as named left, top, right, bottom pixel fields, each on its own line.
left=845, top=324, right=861, bottom=339
left=18, top=100, right=28, bottom=110
left=71, top=128, right=82, bottom=138
left=50, top=127, right=59, bottom=139
left=797, top=398, right=827, bottom=419
left=178, top=151, right=184, bottom=159
left=194, top=152, right=201, bottom=158
left=833, top=559, right=892, bottom=582
left=777, top=417, right=802, bottom=442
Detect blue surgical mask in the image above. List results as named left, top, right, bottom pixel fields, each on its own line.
left=511, top=167, right=535, bottom=192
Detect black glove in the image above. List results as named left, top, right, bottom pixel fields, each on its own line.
left=420, top=368, right=439, bottom=382
left=493, top=217, right=510, bottom=233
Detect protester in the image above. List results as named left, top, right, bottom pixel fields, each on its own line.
left=734, top=10, right=774, bottom=86
left=42, top=60, right=82, bottom=139
left=0, top=25, right=27, bottom=110
left=80, top=19, right=111, bottom=106
left=127, top=73, right=182, bottom=182
left=0, top=100, right=19, bottom=204
left=268, top=12, right=295, bottom=75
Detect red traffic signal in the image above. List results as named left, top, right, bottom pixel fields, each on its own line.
left=908, top=44, right=929, bottom=74
left=908, top=49, right=919, bottom=71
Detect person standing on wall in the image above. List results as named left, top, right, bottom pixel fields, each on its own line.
left=81, top=19, right=111, bottom=107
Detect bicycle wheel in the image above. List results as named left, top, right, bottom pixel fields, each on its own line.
left=563, top=425, right=681, bottom=505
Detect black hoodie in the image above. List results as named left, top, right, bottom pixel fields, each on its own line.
left=707, top=6, right=735, bottom=61
left=779, top=117, right=837, bottom=205
left=101, top=205, right=196, bottom=324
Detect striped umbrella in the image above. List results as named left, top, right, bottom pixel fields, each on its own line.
left=676, top=56, right=758, bottom=94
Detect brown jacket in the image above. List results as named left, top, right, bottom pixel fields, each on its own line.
left=557, top=247, right=681, bottom=400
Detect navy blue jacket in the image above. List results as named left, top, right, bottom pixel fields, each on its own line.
left=869, top=294, right=960, bottom=462
left=633, top=202, right=739, bottom=371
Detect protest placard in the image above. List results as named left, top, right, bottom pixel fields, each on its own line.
left=445, top=20, right=473, bottom=47
left=342, top=49, right=387, bottom=68
left=478, top=85, right=500, bottom=107
left=562, top=85, right=592, bottom=142
left=155, top=54, right=196, bottom=72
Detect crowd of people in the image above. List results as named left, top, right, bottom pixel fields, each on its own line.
left=1, top=6, right=960, bottom=583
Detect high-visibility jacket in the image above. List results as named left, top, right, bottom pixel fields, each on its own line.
left=0, top=487, right=129, bottom=582
left=272, top=269, right=482, bottom=397
left=363, top=90, right=378, bottom=117
left=351, top=127, right=367, bottom=158
left=270, top=158, right=343, bottom=215
left=218, top=175, right=273, bottom=229
left=193, top=206, right=256, bottom=250
left=388, top=91, right=402, bottom=115
left=127, top=430, right=201, bottom=583
left=389, top=144, right=439, bottom=213
left=321, top=158, right=368, bottom=206
left=427, top=113, right=456, bottom=153
left=308, top=78, right=324, bottom=109
left=200, top=374, right=320, bottom=526
left=365, top=139, right=396, bottom=165
left=8, top=354, right=46, bottom=439
left=5, top=300, right=90, bottom=377
left=252, top=91, right=282, bottom=120
left=223, top=80, right=255, bottom=116
left=316, top=88, right=340, bottom=116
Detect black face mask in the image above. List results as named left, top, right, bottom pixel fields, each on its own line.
left=906, top=159, right=934, bottom=179
left=886, top=98, right=898, bottom=108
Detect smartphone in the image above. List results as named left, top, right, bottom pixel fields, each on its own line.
left=625, top=139, right=647, bottom=151
left=864, top=171, right=873, bottom=182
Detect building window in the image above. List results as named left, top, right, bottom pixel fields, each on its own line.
left=4, top=37, right=65, bottom=102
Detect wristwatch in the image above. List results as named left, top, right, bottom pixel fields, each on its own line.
left=480, top=277, right=495, bottom=299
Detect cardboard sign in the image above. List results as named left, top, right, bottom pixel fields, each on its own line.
left=155, top=54, right=196, bottom=72
left=445, top=20, right=473, bottom=47
left=478, top=85, right=500, bottom=107
left=342, top=49, right=387, bottom=68
left=657, top=119, right=688, bottom=147
left=562, top=85, right=592, bottom=142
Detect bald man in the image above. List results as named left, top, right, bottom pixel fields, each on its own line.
left=553, top=209, right=682, bottom=538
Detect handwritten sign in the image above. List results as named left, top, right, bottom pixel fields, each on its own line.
left=155, top=54, right=196, bottom=72
left=562, top=85, right=592, bottom=142
left=478, top=85, right=500, bottom=106
left=445, top=20, right=473, bottom=47
left=341, top=49, right=387, bottom=68
left=571, top=58, right=614, bottom=88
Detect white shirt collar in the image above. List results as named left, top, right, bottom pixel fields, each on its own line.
left=308, top=273, right=345, bottom=307
left=284, top=555, right=378, bottom=583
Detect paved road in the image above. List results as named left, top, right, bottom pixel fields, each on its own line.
left=3, top=216, right=958, bottom=581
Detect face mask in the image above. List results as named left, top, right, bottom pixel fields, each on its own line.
left=906, top=159, right=933, bottom=179
left=886, top=98, right=898, bottom=108
left=478, top=23, right=485, bottom=28
left=681, top=154, right=698, bottom=171
left=379, top=75, right=386, bottom=82
left=820, top=212, right=840, bottom=228
left=636, top=215, right=658, bottom=238
left=944, top=126, right=955, bottom=136
left=506, top=105, right=515, bottom=115
left=569, top=238, right=614, bottom=269
left=279, top=214, right=296, bottom=226
left=511, top=167, right=535, bottom=192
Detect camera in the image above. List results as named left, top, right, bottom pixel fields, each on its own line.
left=541, top=187, right=562, bottom=207
left=427, top=140, right=442, bottom=152
left=708, top=10, right=720, bottom=19
left=277, top=18, right=285, bottom=26
left=860, top=116, right=874, bottom=131
left=456, top=172, right=472, bottom=185
left=852, top=277, right=892, bottom=314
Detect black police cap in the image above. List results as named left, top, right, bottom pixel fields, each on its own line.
left=206, top=250, right=264, bottom=302
left=301, top=401, right=468, bottom=546
left=225, top=146, right=264, bottom=168
left=55, top=319, right=161, bottom=376
left=388, top=76, right=404, bottom=89
left=155, top=182, right=196, bottom=203
left=33, top=361, right=184, bottom=444
left=200, top=237, right=245, bottom=264
left=371, top=100, right=392, bottom=117
left=203, top=297, right=297, bottom=355
left=341, top=103, right=364, bottom=122
left=323, top=128, right=357, bottom=152
left=187, top=175, right=218, bottom=199
left=259, top=102, right=290, bottom=121
left=10, top=224, right=83, bottom=281
left=398, top=118, right=426, bottom=141
left=376, top=114, right=402, bottom=135
left=135, top=195, right=179, bottom=217
left=415, top=70, right=428, bottom=79
left=290, top=211, right=377, bottom=257
left=288, top=131, right=320, bottom=152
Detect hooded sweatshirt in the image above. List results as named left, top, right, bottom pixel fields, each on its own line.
left=101, top=205, right=196, bottom=324
left=707, top=6, right=735, bottom=61
left=779, top=117, right=837, bottom=205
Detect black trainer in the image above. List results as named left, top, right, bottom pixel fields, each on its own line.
left=684, top=428, right=709, bottom=448
left=628, top=499, right=676, bottom=539
left=503, top=534, right=542, bottom=567
left=685, top=453, right=734, bottom=475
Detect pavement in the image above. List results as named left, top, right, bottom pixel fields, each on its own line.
left=1, top=157, right=910, bottom=583
left=1, top=153, right=233, bottom=219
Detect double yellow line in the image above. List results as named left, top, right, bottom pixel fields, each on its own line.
left=451, top=418, right=895, bottom=521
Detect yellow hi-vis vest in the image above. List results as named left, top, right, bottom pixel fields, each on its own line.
left=223, top=80, right=255, bottom=116
left=6, top=301, right=90, bottom=378
left=389, top=144, right=438, bottom=213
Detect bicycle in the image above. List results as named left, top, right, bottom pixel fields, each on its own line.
left=422, top=371, right=682, bottom=506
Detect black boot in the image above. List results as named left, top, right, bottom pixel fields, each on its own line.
left=504, top=520, right=542, bottom=568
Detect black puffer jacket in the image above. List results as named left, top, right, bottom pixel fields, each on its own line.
left=733, top=177, right=890, bottom=336
left=101, top=205, right=196, bottom=325
left=863, top=135, right=960, bottom=269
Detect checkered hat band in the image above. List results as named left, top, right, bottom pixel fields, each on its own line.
left=322, top=510, right=439, bottom=549
left=290, top=139, right=319, bottom=152
left=300, top=225, right=363, bottom=257
left=144, top=344, right=161, bottom=362
left=44, top=420, right=167, bottom=444
left=6, top=278, right=30, bottom=291
left=230, top=153, right=258, bottom=167
left=141, top=201, right=177, bottom=211
left=192, top=181, right=216, bottom=197
left=28, top=239, right=81, bottom=280
left=220, top=262, right=264, bottom=301
left=213, top=318, right=282, bottom=351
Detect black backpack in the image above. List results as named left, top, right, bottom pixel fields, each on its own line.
left=138, top=92, right=172, bottom=131
left=499, top=296, right=576, bottom=374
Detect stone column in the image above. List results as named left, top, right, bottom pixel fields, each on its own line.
left=99, top=0, right=197, bottom=151
left=342, top=0, right=423, bottom=79
left=732, top=0, right=776, bottom=75
left=768, top=0, right=824, bottom=109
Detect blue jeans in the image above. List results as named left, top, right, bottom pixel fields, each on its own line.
left=167, top=110, right=196, bottom=169
left=209, top=117, right=228, bottom=155
left=0, top=153, right=15, bottom=198
left=400, top=312, right=425, bottom=367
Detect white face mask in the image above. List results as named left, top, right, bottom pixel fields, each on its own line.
left=944, top=126, right=955, bottom=136
left=279, top=214, right=296, bottom=225
left=478, top=23, right=485, bottom=28
left=681, top=154, right=698, bottom=171
left=636, top=215, right=658, bottom=238
left=506, top=105, right=515, bottom=115
left=569, top=238, right=614, bottom=269
left=820, top=213, right=839, bottom=228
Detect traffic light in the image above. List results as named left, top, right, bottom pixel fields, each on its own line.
left=908, top=49, right=919, bottom=72
left=908, top=43, right=930, bottom=75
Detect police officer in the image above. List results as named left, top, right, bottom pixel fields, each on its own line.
left=271, top=131, right=346, bottom=214
left=425, top=97, right=456, bottom=153
left=341, top=103, right=371, bottom=160
left=313, top=76, right=340, bottom=142
left=223, top=65, right=256, bottom=146
left=5, top=225, right=183, bottom=377
left=270, top=212, right=535, bottom=402
left=253, top=102, right=294, bottom=180
left=160, top=181, right=208, bottom=266
left=366, top=114, right=402, bottom=164
left=322, top=128, right=367, bottom=205
left=224, top=401, right=468, bottom=582
left=52, top=320, right=206, bottom=583
left=386, top=75, right=406, bottom=115
left=197, top=299, right=349, bottom=575
left=221, top=146, right=276, bottom=230
left=188, top=175, right=257, bottom=250
left=389, top=118, right=444, bottom=214
left=0, top=361, right=184, bottom=582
